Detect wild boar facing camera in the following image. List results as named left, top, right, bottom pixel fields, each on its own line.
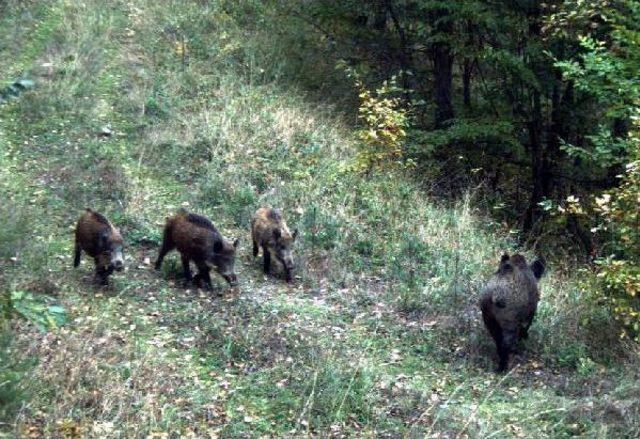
left=74, top=209, right=124, bottom=285
left=251, top=207, right=298, bottom=282
left=479, top=253, right=545, bottom=372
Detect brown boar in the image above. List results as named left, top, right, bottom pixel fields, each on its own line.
left=155, top=209, right=239, bottom=290
left=251, top=207, right=298, bottom=282
left=479, top=253, right=545, bottom=372
left=73, top=209, right=124, bottom=285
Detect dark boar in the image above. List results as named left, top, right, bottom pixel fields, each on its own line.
left=251, top=207, right=298, bottom=282
left=479, top=253, right=545, bottom=372
left=73, top=209, right=124, bottom=285
left=155, top=209, right=239, bottom=290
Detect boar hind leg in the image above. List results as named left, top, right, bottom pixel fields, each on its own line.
left=262, top=245, right=271, bottom=274
left=73, top=243, right=81, bottom=267
left=253, top=239, right=259, bottom=257
left=481, top=309, right=507, bottom=372
left=155, top=231, right=175, bottom=270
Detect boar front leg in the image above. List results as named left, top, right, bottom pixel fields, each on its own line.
left=194, top=262, right=213, bottom=291
left=181, top=255, right=192, bottom=281
left=497, top=330, right=517, bottom=373
left=520, top=310, right=536, bottom=340
left=262, top=244, right=271, bottom=275
left=284, top=268, right=293, bottom=283
left=95, top=260, right=113, bottom=286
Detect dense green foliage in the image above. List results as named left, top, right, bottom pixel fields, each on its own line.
left=550, top=0, right=640, bottom=340
left=0, top=0, right=639, bottom=436
left=282, top=0, right=640, bottom=241
left=593, top=124, right=640, bottom=341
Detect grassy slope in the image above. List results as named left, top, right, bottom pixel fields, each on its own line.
left=1, top=1, right=639, bottom=437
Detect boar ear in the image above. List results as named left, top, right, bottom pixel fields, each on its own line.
left=233, top=238, right=240, bottom=248
left=495, top=253, right=510, bottom=273
left=499, top=262, right=513, bottom=274
left=272, top=228, right=281, bottom=240
left=213, top=240, right=223, bottom=254
left=292, top=229, right=299, bottom=241
left=530, top=257, right=545, bottom=280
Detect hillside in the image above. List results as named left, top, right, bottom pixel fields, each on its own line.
left=1, top=1, right=639, bottom=437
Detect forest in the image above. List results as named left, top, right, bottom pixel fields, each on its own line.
left=1, top=0, right=639, bottom=437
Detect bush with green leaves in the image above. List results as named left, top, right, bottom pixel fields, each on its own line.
left=339, top=65, right=408, bottom=173
left=7, top=291, right=67, bottom=331
left=551, top=0, right=640, bottom=340
left=593, top=128, right=640, bottom=340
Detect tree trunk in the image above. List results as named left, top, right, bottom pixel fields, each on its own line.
left=385, top=0, right=412, bottom=92
left=431, top=7, right=454, bottom=128
left=523, top=3, right=547, bottom=233
left=543, top=73, right=562, bottom=198
left=523, top=90, right=545, bottom=233
left=373, top=0, right=387, bottom=31
left=463, top=58, right=472, bottom=108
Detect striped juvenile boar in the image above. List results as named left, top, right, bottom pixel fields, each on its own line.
left=155, top=209, right=238, bottom=290
left=73, top=209, right=124, bottom=285
left=251, top=207, right=298, bottom=282
left=479, top=253, right=545, bottom=372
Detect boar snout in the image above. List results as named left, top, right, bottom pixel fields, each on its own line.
left=111, top=249, right=124, bottom=271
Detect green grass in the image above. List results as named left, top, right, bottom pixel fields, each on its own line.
left=1, top=0, right=639, bottom=437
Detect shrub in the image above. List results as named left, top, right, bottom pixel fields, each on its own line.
left=593, top=112, right=640, bottom=340
left=340, top=64, right=409, bottom=173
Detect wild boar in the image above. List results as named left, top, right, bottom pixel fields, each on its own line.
left=73, top=209, right=124, bottom=285
left=479, top=253, right=545, bottom=372
left=155, top=209, right=239, bottom=290
left=251, top=207, right=298, bottom=282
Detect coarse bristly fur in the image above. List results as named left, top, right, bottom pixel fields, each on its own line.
left=479, top=253, right=545, bottom=372
left=251, top=207, right=298, bottom=282
left=155, top=209, right=239, bottom=290
left=73, top=208, right=125, bottom=285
